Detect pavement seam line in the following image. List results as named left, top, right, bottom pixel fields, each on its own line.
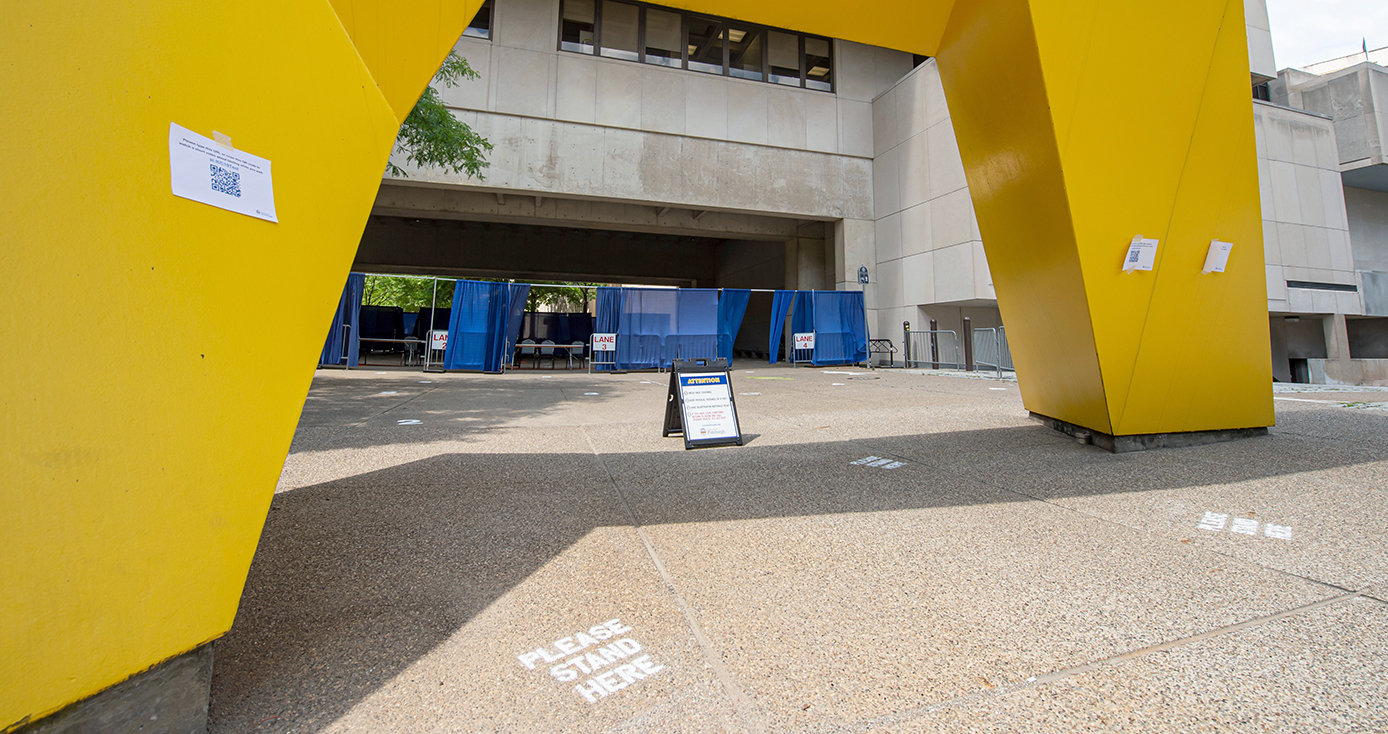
left=581, top=428, right=766, bottom=734
left=816, top=588, right=1370, bottom=734
left=1029, top=587, right=1370, bottom=684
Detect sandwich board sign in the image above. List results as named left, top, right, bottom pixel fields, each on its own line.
left=662, top=358, right=743, bottom=449
left=592, top=333, right=617, bottom=351
left=430, top=330, right=449, bottom=351
left=793, top=332, right=816, bottom=351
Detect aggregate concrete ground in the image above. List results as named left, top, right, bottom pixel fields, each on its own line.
left=209, top=363, right=1388, bottom=733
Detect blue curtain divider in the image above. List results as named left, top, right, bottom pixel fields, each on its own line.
left=319, top=272, right=364, bottom=367
left=502, top=284, right=530, bottom=366
left=767, top=290, right=795, bottom=363
left=670, top=288, right=719, bottom=365
left=594, top=287, right=625, bottom=371
left=717, top=289, right=751, bottom=362
left=441, top=280, right=530, bottom=373
left=767, top=290, right=867, bottom=366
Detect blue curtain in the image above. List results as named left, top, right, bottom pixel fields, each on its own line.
left=617, top=288, right=676, bottom=369
left=441, top=280, right=531, bottom=373
left=319, top=272, right=364, bottom=367
left=594, top=287, right=625, bottom=371
left=717, top=289, right=751, bottom=361
left=809, top=290, right=868, bottom=366
left=768, top=290, right=795, bottom=363
left=502, top=284, right=530, bottom=367
left=670, top=289, right=719, bottom=364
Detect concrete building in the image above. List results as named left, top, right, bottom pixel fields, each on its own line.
left=367, top=0, right=1388, bottom=383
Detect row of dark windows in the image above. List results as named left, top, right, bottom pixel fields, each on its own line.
left=559, top=0, right=833, bottom=91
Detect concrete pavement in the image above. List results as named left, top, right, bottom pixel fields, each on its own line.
left=210, top=364, right=1388, bottom=732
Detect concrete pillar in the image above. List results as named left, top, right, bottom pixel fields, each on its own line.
left=784, top=239, right=800, bottom=291
left=1324, top=313, right=1352, bottom=364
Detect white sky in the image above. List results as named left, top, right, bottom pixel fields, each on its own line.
left=1266, top=0, right=1388, bottom=69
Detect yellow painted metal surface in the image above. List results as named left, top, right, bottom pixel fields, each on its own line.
left=939, top=0, right=1273, bottom=434
left=0, top=0, right=470, bottom=725
left=1, top=0, right=1268, bottom=726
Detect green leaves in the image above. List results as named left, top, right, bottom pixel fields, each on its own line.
left=388, top=52, right=493, bottom=179
left=363, top=276, right=454, bottom=310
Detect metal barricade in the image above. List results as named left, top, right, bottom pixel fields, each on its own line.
left=997, top=326, right=1014, bottom=371
left=588, top=333, right=617, bottom=373
left=904, top=329, right=960, bottom=369
left=790, top=332, right=816, bottom=366
left=972, top=327, right=1014, bottom=378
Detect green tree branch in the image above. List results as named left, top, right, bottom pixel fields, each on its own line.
left=388, top=51, right=493, bottom=179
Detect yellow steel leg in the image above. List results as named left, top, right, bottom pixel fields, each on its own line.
left=937, top=0, right=1273, bottom=436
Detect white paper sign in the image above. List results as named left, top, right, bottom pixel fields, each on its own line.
left=592, top=333, right=617, bottom=351
left=793, top=332, right=816, bottom=350
left=677, top=372, right=739, bottom=441
left=1203, top=240, right=1233, bottom=274
left=430, top=330, right=449, bottom=350
left=1121, top=236, right=1160, bottom=272
left=168, top=123, right=278, bottom=222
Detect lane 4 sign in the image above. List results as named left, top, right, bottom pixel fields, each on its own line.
left=793, top=332, right=816, bottom=350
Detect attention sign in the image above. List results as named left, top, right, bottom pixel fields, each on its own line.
left=662, top=358, right=743, bottom=449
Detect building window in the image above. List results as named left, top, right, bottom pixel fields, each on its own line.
left=768, top=31, right=800, bottom=86
left=558, top=0, right=832, bottom=92
left=600, top=1, right=640, bottom=61
left=562, top=0, right=596, bottom=54
left=728, top=26, right=764, bottom=81
left=463, top=0, right=492, bottom=40
left=644, top=8, right=682, bottom=67
left=687, top=16, right=724, bottom=75
left=805, top=36, right=832, bottom=91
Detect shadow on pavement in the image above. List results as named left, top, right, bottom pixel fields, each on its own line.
left=209, top=412, right=1385, bottom=732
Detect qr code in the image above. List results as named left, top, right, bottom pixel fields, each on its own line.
left=1128, top=249, right=1141, bottom=263
left=209, top=164, right=242, bottom=198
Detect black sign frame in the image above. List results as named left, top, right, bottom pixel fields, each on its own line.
left=662, top=358, right=743, bottom=450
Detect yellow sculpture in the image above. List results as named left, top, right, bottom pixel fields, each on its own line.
left=0, top=0, right=1267, bottom=725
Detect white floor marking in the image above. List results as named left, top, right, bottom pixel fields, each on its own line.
left=1197, top=511, right=1292, bottom=539
left=378, top=391, right=398, bottom=395
left=850, top=455, right=908, bottom=469
left=989, top=387, right=1007, bottom=391
left=1229, top=518, right=1259, bottom=535
left=822, top=371, right=867, bottom=375
left=739, top=392, right=761, bottom=396
left=374, top=371, right=387, bottom=374
left=584, top=392, right=599, bottom=396
left=1197, top=512, right=1228, bottom=531
left=515, top=618, right=666, bottom=704
left=396, top=419, right=421, bottom=425
left=417, top=380, right=432, bottom=384
left=832, top=382, right=845, bottom=386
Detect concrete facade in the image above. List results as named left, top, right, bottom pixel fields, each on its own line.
left=372, top=0, right=1388, bottom=382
